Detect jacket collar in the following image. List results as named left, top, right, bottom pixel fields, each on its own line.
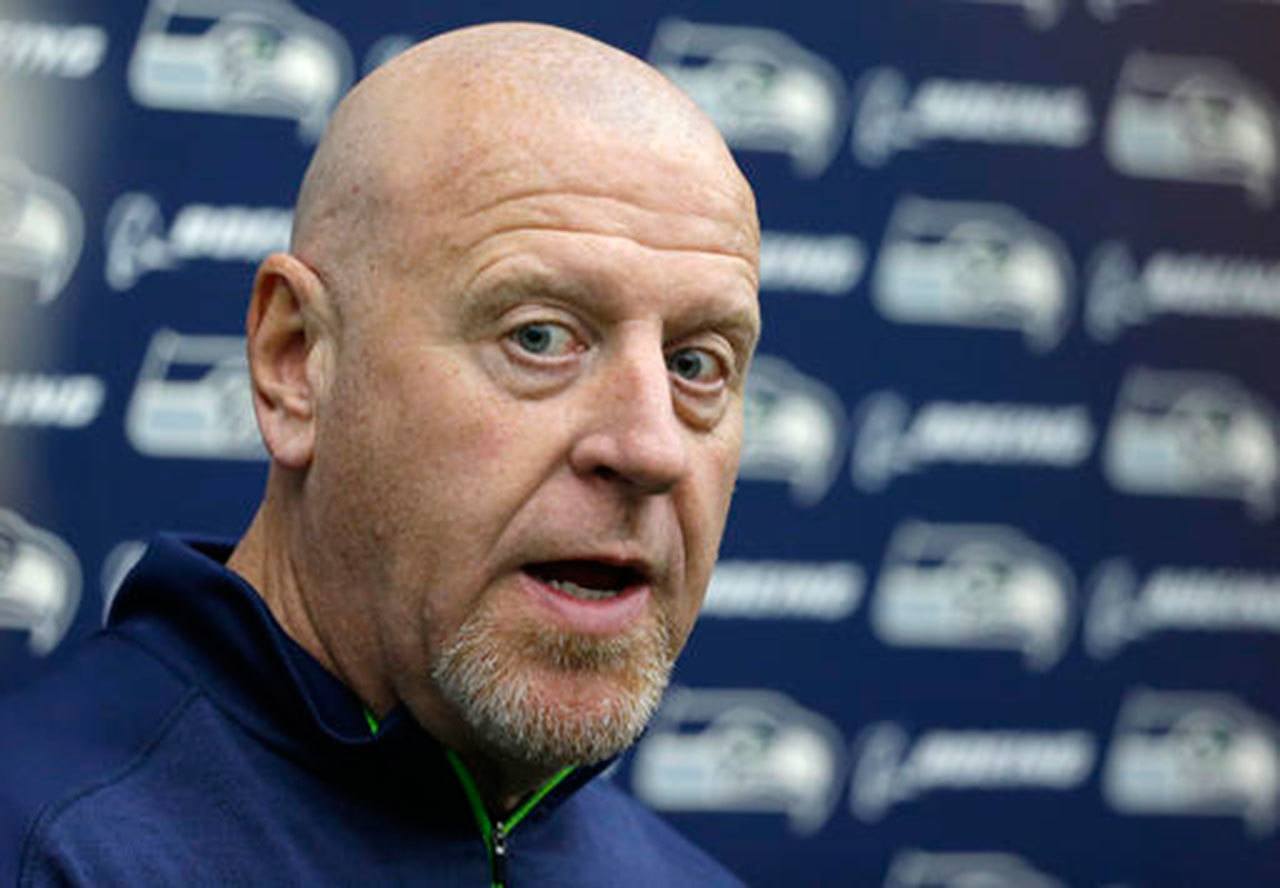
left=109, top=534, right=608, bottom=823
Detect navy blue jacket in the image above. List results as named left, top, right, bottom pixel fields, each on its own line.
left=0, top=536, right=742, bottom=886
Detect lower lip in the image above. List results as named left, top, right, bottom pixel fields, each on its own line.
left=518, top=570, right=651, bottom=635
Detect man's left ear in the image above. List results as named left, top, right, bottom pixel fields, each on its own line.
left=245, top=252, right=335, bottom=470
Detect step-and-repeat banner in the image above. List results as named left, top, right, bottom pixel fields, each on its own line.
left=4, top=1, right=1280, bottom=883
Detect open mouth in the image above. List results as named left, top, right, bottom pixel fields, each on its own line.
left=524, top=560, right=648, bottom=602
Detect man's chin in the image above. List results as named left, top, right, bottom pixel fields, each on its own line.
left=495, top=667, right=666, bottom=768
left=432, top=614, right=674, bottom=771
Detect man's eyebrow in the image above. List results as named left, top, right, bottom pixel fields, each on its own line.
left=676, top=303, right=761, bottom=357
left=457, top=270, right=595, bottom=325
left=458, top=267, right=761, bottom=353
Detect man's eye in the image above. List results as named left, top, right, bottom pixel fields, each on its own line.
left=511, top=322, right=576, bottom=357
left=668, top=347, right=722, bottom=384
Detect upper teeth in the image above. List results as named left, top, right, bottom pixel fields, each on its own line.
left=548, top=578, right=620, bottom=600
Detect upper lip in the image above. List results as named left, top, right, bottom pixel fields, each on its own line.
left=522, top=552, right=659, bottom=587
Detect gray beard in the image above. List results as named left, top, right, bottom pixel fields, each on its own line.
left=431, top=600, right=676, bottom=772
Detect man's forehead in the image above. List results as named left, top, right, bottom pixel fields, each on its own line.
left=456, top=129, right=752, bottom=230
left=389, top=82, right=748, bottom=195
left=294, top=23, right=759, bottom=307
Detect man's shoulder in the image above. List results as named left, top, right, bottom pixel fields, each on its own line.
left=551, top=775, right=746, bottom=886
left=0, top=631, right=197, bottom=883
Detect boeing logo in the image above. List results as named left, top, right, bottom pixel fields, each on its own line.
left=648, top=18, right=847, bottom=177
left=0, top=509, right=81, bottom=656
left=1086, top=559, right=1280, bottom=659
left=105, top=193, right=291, bottom=291
left=0, top=20, right=108, bottom=78
left=125, top=329, right=265, bottom=460
left=0, top=159, right=83, bottom=303
left=127, top=0, right=354, bottom=141
left=872, top=196, right=1073, bottom=351
left=852, top=68, right=1091, bottom=167
left=704, top=560, right=864, bottom=621
left=1105, top=51, right=1279, bottom=206
left=1103, top=367, right=1280, bottom=519
left=631, top=687, right=846, bottom=834
left=851, top=391, right=1094, bottom=492
left=740, top=355, right=847, bottom=506
left=0, top=374, right=105, bottom=429
left=1087, top=241, right=1280, bottom=341
left=759, top=231, right=866, bottom=296
left=871, top=521, right=1076, bottom=670
left=851, top=723, right=1095, bottom=822
left=1103, top=689, right=1280, bottom=835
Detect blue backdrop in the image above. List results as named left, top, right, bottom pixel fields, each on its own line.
left=3, top=1, right=1280, bottom=884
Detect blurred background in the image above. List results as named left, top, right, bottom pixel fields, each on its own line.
left=3, top=1, right=1280, bottom=884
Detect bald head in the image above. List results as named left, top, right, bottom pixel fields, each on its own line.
left=290, top=22, right=756, bottom=301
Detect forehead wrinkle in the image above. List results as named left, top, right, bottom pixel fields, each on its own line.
left=460, top=219, right=759, bottom=267
left=457, top=181, right=744, bottom=225
left=446, top=120, right=757, bottom=237
left=448, top=179, right=758, bottom=266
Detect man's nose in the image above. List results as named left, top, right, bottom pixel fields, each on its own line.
left=569, top=345, right=689, bottom=494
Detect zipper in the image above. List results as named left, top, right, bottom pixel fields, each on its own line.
left=444, top=747, right=575, bottom=888
left=363, top=708, right=574, bottom=887
left=491, top=821, right=508, bottom=888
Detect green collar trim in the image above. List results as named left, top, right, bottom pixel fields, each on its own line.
left=361, top=708, right=576, bottom=831
left=502, top=759, right=578, bottom=833
left=444, top=749, right=576, bottom=888
left=363, top=707, right=576, bottom=886
left=444, top=746, right=493, bottom=838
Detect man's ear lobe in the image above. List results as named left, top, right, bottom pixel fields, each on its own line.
left=246, top=252, right=333, bottom=470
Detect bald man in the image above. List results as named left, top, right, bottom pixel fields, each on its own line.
left=0, top=22, right=758, bottom=886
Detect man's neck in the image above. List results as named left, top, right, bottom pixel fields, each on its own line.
left=227, top=492, right=392, bottom=714
left=228, top=489, right=569, bottom=815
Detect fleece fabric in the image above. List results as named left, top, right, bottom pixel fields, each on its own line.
left=0, top=535, right=742, bottom=887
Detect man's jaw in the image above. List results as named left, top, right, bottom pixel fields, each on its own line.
left=430, top=588, right=676, bottom=787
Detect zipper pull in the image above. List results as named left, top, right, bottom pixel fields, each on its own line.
left=491, top=821, right=508, bottom=888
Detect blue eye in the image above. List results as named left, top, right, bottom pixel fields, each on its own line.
left=668, top=348, right=721, bottom=383
left=512, top=322, right=574, bottom=356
